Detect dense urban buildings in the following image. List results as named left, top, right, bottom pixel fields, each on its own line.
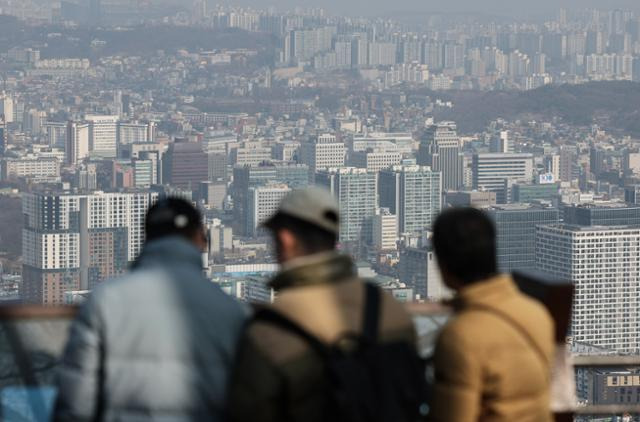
left=2, top=3, right=640, bottom=414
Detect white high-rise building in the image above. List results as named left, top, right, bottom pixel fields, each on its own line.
left=372, top=208, right=398, bottom=251
left=118, top=121, right=155, bottom=145
left=0, top=94, right=14, bottom=123
left=246, top=184, right=291, bottom=237
left=66, top=122, right=90, bottom=165
left=22, top=191, right=158, bottom=305
left=544, top=154, right=561, bottom=182
left=379, top=165, right=442, bottom=235
left=536, top=224, right=640, bottom=354
left=350, top=147, right=402, bottom=172
left=472, top=153, right=534, bottom=203
left=316, top=167, right=377, bottom=245
left=86, top=115, right=119, bottom=158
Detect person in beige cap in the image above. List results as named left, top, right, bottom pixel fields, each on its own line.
left=227, top=187, right=419, bottom=422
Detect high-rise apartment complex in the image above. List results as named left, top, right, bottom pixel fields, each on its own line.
left=22, top=191, right=158, bottom=305
left=536, top=225, right=640, bottom=354
left=315, top=167, right=377, bottom=244
left=418, top=122, right=463, bottom=190
left=379, top=165, right=442, bottom=235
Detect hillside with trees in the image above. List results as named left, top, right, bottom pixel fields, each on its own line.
left=434, top=81, right=640, bottom=135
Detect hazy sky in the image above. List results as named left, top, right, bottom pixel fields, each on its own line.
left=221, top=0, right=640, bottom=18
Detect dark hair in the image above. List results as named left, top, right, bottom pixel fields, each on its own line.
left=432, top=207, right=497, bottom=285
left=145, top=197, right=203, bottom=242
left=267, top=212, right=337, bottom=254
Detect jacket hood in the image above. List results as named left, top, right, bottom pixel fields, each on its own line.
left=269, top=251, right=356, bottom=291
left=132, top=236, right=204, bottom=271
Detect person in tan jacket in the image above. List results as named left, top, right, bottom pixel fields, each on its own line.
left=227, top=187, right=418, bottom=422
left=429, top=208, right=555, bottom=422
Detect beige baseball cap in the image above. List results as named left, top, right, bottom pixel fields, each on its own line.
left=264, top=187, right=340, bottom=234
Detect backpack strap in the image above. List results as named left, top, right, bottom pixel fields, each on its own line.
left=469, top=304, right=550, bottom=369
left=362, top=283, right=381, bottom=343
left=253, top=282, right=382, bottom=352
left=253, top=308, right=329, bottom=357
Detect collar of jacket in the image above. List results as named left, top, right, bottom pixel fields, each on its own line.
left=269, top=251, right=356, bottom=291
left=451, top=274, right=519, bottom=311
left=132, top=236, right=203, bottom=271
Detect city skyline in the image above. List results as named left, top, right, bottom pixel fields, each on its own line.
left=2, top=2, right=640, bottom=416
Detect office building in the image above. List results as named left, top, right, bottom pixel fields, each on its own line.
left=44, top=122, right=67, bottom=149
left=536, top=225, right=640, bottom=354
left=133, top=159, right=154, bottom=187
left=563, top=204, right=640, bottom=227
left=117, top=121, right=155, bottom=145
left=208, top=152, right=228, bottom=182
left=445, top=190, right=497, bottom=208
left=350, top=148, right=402, bottom=172
left=229, top=142, right=272, bottom=166
left=0, top=95, right=13, bottom=123
left=398, top=241, right=448, bottom=301
left=246, top=185, right=291, bottom=237
left=418, top=122, right=463, bottom=190
left=0, top=122, right=5, bottom=155
left=472, top=153, right=534, bottom=203
left=511, top=183, right=559, bottom=203
left=544, top=154, right=561, bottom=182
left=485, top=204, right=559, bottom=272
left=231, top=163, right=309, bottom=234
left=372, top=208, right=398, bottom=251
left=86, top=115, right=119, bottom=158
left=316, top=167, right=377, bottom=245
left=489, top=131, right=513, bottom=153
left=22, top=191, right=158, bottom=305
left=65, top=122, right=90, bottom=165
left=163, top=141, right=209, bottom=190
left=379, top=165, right=442, bottom=235
left=1, top=157, right=60, bottom=182
left=199, top=181, right=227, bottom=210
left=559, top=146, right=578, bottom=182
left=76, top=165, right=98, bottom=191
left=625, top=185, right=640, bottom=204
left=300, top=134, right=346, bottom=175
left=209, top=224, right=232, bottom=256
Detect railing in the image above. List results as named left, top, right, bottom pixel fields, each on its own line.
left=409, top=304, right=640, bottom=421
left=1, top=302, right=639, bottom=421
left=0, top=305, right=76, bottom=420
left=572, top=355, right=640, bottom=418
